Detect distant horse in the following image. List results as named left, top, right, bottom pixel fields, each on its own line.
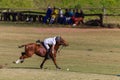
left=13, top=37, right=68, bottom=69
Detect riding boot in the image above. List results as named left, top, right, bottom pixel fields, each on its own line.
left=46, top=49, right=51, bottom=59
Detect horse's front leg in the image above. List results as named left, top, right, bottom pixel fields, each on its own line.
left=40, top=57, right=47, bottom=69
left=51, top=53, right=61, bottom=69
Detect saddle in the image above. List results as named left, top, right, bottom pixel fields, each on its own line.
left=36, top=40, right=51, bottom=51
left=36, top=40, right=52, bottom=59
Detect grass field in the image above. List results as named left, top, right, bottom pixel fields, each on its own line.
left=1, top=24, right=120, bottom=80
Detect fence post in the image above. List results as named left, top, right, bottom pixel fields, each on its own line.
left=102, top=7, right=106, bottom=16
left=102, top=7, right=106, bottom=26
left=100, top=14, right=103, bottom=26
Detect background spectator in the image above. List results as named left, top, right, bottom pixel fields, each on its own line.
left=43, top=6, right=52, bottom=24
left=49, top=6, right=58, bottom=24
left=57, top=8, right=64, bottom=24
left=72, top=9, right=84, bottom=26
left=63, top=8, right=70, bottom=24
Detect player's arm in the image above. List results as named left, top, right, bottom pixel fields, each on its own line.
left=52, top=45, right=55, bottom=54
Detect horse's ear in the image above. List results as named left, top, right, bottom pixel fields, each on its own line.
left=60, top=36, right=64, bottom=41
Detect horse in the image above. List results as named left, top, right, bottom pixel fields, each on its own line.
left=13, top=36, right=69, bottom=69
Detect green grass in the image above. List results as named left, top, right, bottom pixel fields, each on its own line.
left=0, top=0, right=120, bottom=14
left=0, top=0, right=120, bottom=8
left=1, top=24, right=120, bottom=80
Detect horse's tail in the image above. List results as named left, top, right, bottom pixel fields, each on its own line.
left=18, top=45, right=25, bottom=48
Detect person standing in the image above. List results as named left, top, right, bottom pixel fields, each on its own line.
left=43, top=6, right=52, bottom=24
left=49, top=7, right=58, bottom=24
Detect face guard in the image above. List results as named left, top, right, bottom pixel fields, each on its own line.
left=55, top=36, right=69, bottom=46
left=55, top=36, right=61, bottom=43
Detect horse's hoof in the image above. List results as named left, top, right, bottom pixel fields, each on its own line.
left=20, top=61, right=24, bottom=63
left=57, top=67, right=61, bottom=69
left=40, top=66, right=43, bottom=69
left=40, top=68, right=43, bottom=69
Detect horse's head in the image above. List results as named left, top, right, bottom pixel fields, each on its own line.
left=56, top=36, right=69, bottom=47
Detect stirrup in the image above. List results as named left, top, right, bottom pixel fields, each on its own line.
left=46, top=50, right=51, bottom=59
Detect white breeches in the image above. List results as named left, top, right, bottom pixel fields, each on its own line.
left=44, top=42, right=50, bottom=50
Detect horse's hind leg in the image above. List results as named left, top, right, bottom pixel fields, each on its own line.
left=13, top=58, right=24, bottom=64
left=13, top=52, right=25, bottom=64
left=13, top=52, right=33, bottom=64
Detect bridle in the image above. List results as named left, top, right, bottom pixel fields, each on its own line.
left=57, top=45, right=64, bottom=53
left=57, top=37, right=68, bottom=53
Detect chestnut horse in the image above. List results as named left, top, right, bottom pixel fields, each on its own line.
left=13, top=37, right=68, bottom=69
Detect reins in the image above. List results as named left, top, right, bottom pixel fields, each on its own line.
left=57, top=45, right=64, bottom=53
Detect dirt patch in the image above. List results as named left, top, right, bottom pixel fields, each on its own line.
left=1, top=25, right=120, bottom=34
left=0, top=64, right=8, bottom=69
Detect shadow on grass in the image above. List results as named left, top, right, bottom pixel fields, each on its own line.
left=9, top=67, right=41, bottom=69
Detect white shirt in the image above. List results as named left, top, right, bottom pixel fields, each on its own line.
left=44, top=37, right=56, bottom=45
left=44, top=37, right=56, bottom=50
left=59, top=10, right=63, bottom=17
